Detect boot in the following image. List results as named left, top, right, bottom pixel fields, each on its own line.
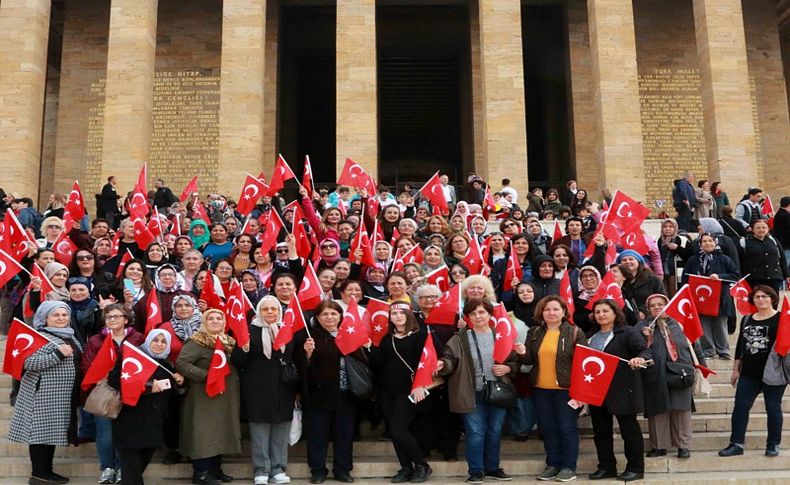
left=410, top=464, right=432, bottom=483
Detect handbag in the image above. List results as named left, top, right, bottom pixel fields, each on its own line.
left=665, top=361, right=695, bottom=389
left=687, top=337, right=712, bottom=397
left=288, top=402, right=303, bottom=446
left=84, top=380, right=122, bottom=419
left=470, top=330, right=516, bottom=408
left=344, top=355, right=373, bottom=399
left=762, top=345, right=790, bottom=386
left=279, top=357, right=300, bottom=387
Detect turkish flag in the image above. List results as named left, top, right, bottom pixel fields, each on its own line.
left=392, top=245, right=423, bottom=272
left=569, top=344, right=620, bottom=406
left=0, top=247, right=26, bottom=287
left=110, top=231, right=121, bottom=257
left=585, top=271, right=625, bottom=310
left=389, top=227, right=401, bottom=247
left=135, top=163, right=148, bottom=194
left=366, top=298, right=390, bottom=346
left=583, top=222, right=621, bottom=260
left=560, top=271, right=575, bottom=324
left=191, top=200, right=211, bottom=226
left=553, top=220, right=563, bottom=242
left=147, top=207, right=166, bottom=241
left=236, top=173, right=269, bottom=217
left=350, top=220, right=376, bottom=267
left=418, top=171, right=449, bottom=215
left=620, top=227, right=650, bottom=255
left=200, top=270, right=225, bottom=310
left=2, top=319, right=50, bottom=379
left=65, top=181, right=86, bottom=223
left=302, top=155, right=315, bottom=197
left=412, top=332, right=438, bottom=392
left=169, top=214, right=182, bottom=237
left=687, top=275, right=722, bottom=317
left=492, top=303, right=517, bottom=363
left=3, top=209, right=36, bottom=261
left=297, top=264, right=324, bottom=311
left=128, top=187, right=149, bottom=220
left=259, top=209, right=285, bottom=255
left=729, top=277, right=757, bottom=315
left=336, top=298, right=370, bottom=355
left=483, top=185, right=496, bottom=211
left=663, top=284, right=704, bottom=343
left=425, top=285, right=461, bottom=325
left=179, top=175, right=199, bottom=203
left=205, top=337, right=231, bottom=398
left=773, top=296, right=790, bottom=356
left=763, top=195, right=776, bottom=229
left=52, top=231, right=78, bottom=266
left=24, top=264, right=55, bottom=318
left=502, top=245, right=523, bottom=292
left=605, top=190, right=650, bottom=232
left=133, top=217, right=155, bottom=250
left=371, top=219, right=384, bottom=246
left=424, top=266, right=450, bottom=292
left=463, top=233, right=484, bottom=274
left=224, top=280, right=251, bottom=347
left=158, top=321, right=183, bottom=363
left=120, top=341, right=159, bottom=406
left=115, top=249, right=134, bottom=280
left=337, top=158, right=373, bottom=192
left=273, top=298, right=306, bottom=351
left=81, top=336, right=118, bottom=390
left=292, top=206, right=312, bottom=259
left=144, top=288, right=163, bottom=335
left=267, top=154, right=296, bottom=196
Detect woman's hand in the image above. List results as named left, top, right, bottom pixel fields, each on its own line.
left=510, top=277, right=520, bottom=289
left=352, top=248, right=363, bottom=265
left=242, top=343, right=250, bottom=353
left=434, top=360, right=444, bottom=373
left=666, top=242, right=678, bottom=251
left=151, top=380, right=166, bottom=393
left=628, top=357, right=646, bottom=369
left=173, top=372, right=185, bottom=386
left=304, top=337, right=315, bottom=359
left=492, top=364, right=511, bottom=377
left=731, top=369, right=740, bottom=387
left=29, top=276, right=42, bottom=291
left=58, top=344, right=74, bottom=357
left=298, top=186, right=309, bottom=199
left=285, top=234, right=297, bottom=252
left=98, top=294, right=116, bottom=310
left=27, top=243, right=37, bottom=258
left=594, top=231, right=606, bottom=247
left=198, top=299, right=208, bottom=312
left=410, top=387, right=427, bottom=403
left=513, top=343, right=526, bottom=356
left=358, top=188, right=368, bottom=199
left=709, top=274, right=720, bottom=281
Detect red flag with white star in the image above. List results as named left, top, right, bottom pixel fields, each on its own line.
left=424, top=266, right=450, bottom=292
left=729, top=277, right=757, bottom=315
left=205, top=337, right=230, bottom=398
left=81, top=335, right=118, bottom=390
left=2, top=319, right=50, bottom=379
left=773, top=296, right=790, bottom=357
left=687, top=275, right=722, bottom=317
left=560, top=270, right=575, bottom=324
left=366, top=298, right=390, bottom=347
left=133, top=218, right=155, bottom=250
left=199, top=269, right=225, bottom=311
left=569, top=344, right=620, bottom=406
left=418, top=171, right=449, bottom=215
left=179, top=176, right=199, bottom=203
left=492, top=303, right=517, bottom=364
left=65, top=181, right=86, bottom=223
left=273, top=298, right=306, bottom=351
left=664, top=284, right=704, bottom=343
left=298, top=264, right=324, bottom=311
left=502, top=244, right=523, bottom=292
left=224, top=280, right=251, bottom=348
left=52, top=231, right=78, bottom=266
left=236, top=173, right=269, bottom=217
left=412, top=332, right=438, bottom=392
left=120, top=341, right=159, bottom=406
left=144, top=288, right=163, bottom=335
left=425, top=284, right=461, bottom=325
left=604, top=190, right=650, bottom=232
left=336, top=298, right=370, bottom=355
left=585, top=271, right=625, bottom=310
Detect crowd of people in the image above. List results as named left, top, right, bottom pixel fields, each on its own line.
left=2, top=171, right=789, bottom=485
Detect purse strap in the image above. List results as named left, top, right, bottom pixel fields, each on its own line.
left=469, top=329, right=492, bottom=383
left=391, top=336, right=415, bottom=380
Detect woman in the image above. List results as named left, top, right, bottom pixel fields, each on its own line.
left=172, top=235, right=195, bottom=266
left=113, top=259, right=152, bottom=308
left=530, top=255, right=561, bottom=301
left=93, top=237, right=114, bottom=264
left=176, top=309, right=247, bottom=485
left=331, top=259, right=355, bottom=298
left=485, top=232, right=508, bottom=266
left=335, top=279, right=365, bottom=312
left=587, top=300, right=651, bottom=482
left=68, top=248, right=115, bottom=299
left=271, top=272, right=298, bottom=312
left=169, top=294, right=203, bottom=344
left=417, top=216, right=451, bottom=241
left=499, top=219, right=522, bottom=239
left=8, top=301, right=82, bottom=485
left=460, top=275, right=496, bottom=306
left=300, top=187, right=342, bottom=243
left=252, top=246, right=276, bottom=288
left=573, top=266, right=602, bottom=334
left=619, top=250, right=666, bottom=319
left=402, top=263, right=423, bottom=294
left=143, top=242, right=169, bottom=278
left=369, top=305, right=433, bottom=483
left=658, top=219, right=692, bottom=296
left=449, top=263, right=469, bottom=286
left=295, top=301, right=368, bottom=484
left=570, top=189, right=588, bottom=215
left=436, top=299, right=523, bottom=484
left=507, top=282, right=538, bottom=443
left=317, top=267, right=338, bottom=303
left=470, top=215, right=488, bottom=242
left=229, top=234, right=256, bottom=276
left=520, top=296, right=585, bottom=481
left=711, top=182, right=729, bottom=219
left=188, top=219, right=211, bottom=249
left=527, top=220, right=552, bottom=256
left=719, top=285, right=786, bottom=458
left=550, top=244, right=576, bottom=282
left=43, top=193, right=66, bottom=220
left=66, top=276, right=105, bottom=344
left=133, top=264, right=189, bottom=333
left=491, top=234, right=536, bottom=308
left=443, top=233, right=470, bottom=269
left=373, top=205, right=403, bottom=243
left=362, top=265, right=388, bottom=301
left=449, top=215, right=467, bottom=234
left=681, top=233, right=739, bottom=359
left=200, top=223, right=233, bottom=269
left=544, top=189, right=562, bottom=215
left=739, top=219, right=790, bottom=292
left=36, top=217, right=65, bottom=249
left=694, top=180, right=716, bottom=220
left=214, top=259, right=235, bottom=298
left=179, top=250, right=204, bottom=293
left=421, top=246, right=445, bottom=273
left=236, top=296, right=297, bottom=485
left=44, top=262, right=70, bottom=302
left=316, top=239, right=342, bottom=271
left=373, top=241, right=393, bottom=269
left=386, top=271, right=412, bottom=306
left=636, top=294, right=705, bottom=459
left=240, top=269, right=269, bottom=308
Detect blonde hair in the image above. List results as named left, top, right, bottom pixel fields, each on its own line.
left=461, top=275, right=496, bottom=303
left=40, top=216, right=65, bottom=235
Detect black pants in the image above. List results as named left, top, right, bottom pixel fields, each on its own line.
left=118, top=448, right=156, bottom=485
left=305, top=402, right=356, bottom=476
left=590, top=406, right=644, bottom=474
left=29, top=444, right=56, bottom=478
left=412, top=387, right=460, bottom=459
left=164, top=393, right=181, bottom=451
left=192, top=455, right=222, bottom=474
left=379, top=393, right=426, bottom=470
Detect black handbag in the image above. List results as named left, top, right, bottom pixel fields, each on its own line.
left=665, top=361, right=695, bottom=389
left=279, top=357, right=300, bottom=387
left=344, top=355, right=373, bottom=399
left=470, top=330, right=516, bottom=408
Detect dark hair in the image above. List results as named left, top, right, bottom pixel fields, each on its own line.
left=509, top=233, right=536, bottom=261
left=389, top=306, right=420, bottom=335
left=564, top=216, right=584, bottom=232
left=697, top=179, right=708, bottom=188
left=91, top=218, right=110, bottom=228
left=338, top=278, right=362, bottom=294
left=315, top=300, right=343, bottom=317
left=781, top=197, right=790, bottom=209
left=271, top=271, right=297, bottom=289
left=591, top=299, right=627, bottom=327
left=721, top=205, right=734, bottom=217
left=462, top=298, right=494, bottom=317
left=35, top=248, right=55, bottom=259
left=385, top=271, right=408, bottom=286
left=103, top=303, right=129, bottom=320
left=748, top=187, right=763, bottom=196
left=749, top=285, right=779, bottom=308
left=502, top=178, right=511, bottom=185
left=550, top=244, right=577, bottom=268
left=532, top=295, right=569, bottom=323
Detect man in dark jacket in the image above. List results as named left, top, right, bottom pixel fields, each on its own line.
left=772, top=196, right=790, bottom=264
left=672, top=175, right=698, bottom=232
left=97, top=176, right=121, bottom=229
left=153, top=178, right=179, bottom=212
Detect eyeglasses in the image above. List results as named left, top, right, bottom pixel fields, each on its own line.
left=76, top=254, right=95, bottom=261
left=450, top=271, right=466, bottom=275
left=419, top=295, right=440, bottom=300
left=47, top=224, right=62, bottom=230
left=581, top=274, right=597, bottom=279
left=276, top=249, right=289, bottom=254
left=503, top=223, right=516, bottom=228
left=105, top=314, right=126, bottom=321
left=753, top=295, right=772, bottom=300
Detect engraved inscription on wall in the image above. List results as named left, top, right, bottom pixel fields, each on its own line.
left=84, top=70, right=220, bottom=197
left=639, top=69, right=707, bottom=211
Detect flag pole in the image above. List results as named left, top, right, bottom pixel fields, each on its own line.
left=576, top=344, right=648, bottom=368
left=647, top=283, right=690, bottom=330
left=295, top=298, right=311, bottom=339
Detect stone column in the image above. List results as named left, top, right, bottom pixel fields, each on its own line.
left=218, top=0, right=266, bottom=195
left=262, top=0, right=280, bottom=171
left=101, top=0, right=158, bottom=189
left=0, top=0, right=51, bottom=199
left=692, top=0, right=759, bottom=188
left=587, top=0, right=646, bottom=200
left=336, top=0, right=378, bottom=179
left=475, top=0, right=529, bottom=197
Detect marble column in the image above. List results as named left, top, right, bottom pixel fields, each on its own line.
left=101, top=0, right=158, bottom=189
left=336, top=0, right=378, bottom=179
left=587, top=0, right=646, bottom=200
left=0, top=0, right=52, bottom=199
left=692, top=0, right=759, bottom=188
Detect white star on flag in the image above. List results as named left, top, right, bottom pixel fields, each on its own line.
left=698, top=296, right=706, bottom=302
left=121, top=372, right=130, bottom=380
left=584, top=374, right=594, bottom=383
left=346, top=327, right=355, bottom=334
left=12, top=349, right=19, bottom=357
left=373, top=325, right=382, bottom=333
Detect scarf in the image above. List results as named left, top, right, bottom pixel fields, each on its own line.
left=241, top=269, right=269, bottom=306
left=191, top=329, right=235, bottom=354
left=170, top=295, right=202, bottom=340
left=154, top=264, right=185, bottom=292
left=699, top=247, right=720, bottom=275
left=188, top=219, right=210, bottom=247
left=43, top=325, right=76, bottom=341
left=143, top=328, right=172, bottom=360
left=660, top=219, right=679, bottom=245
left=250, top=296, right=282, bottom=359
left=656, top=319, right=679, bottom=361
left=33, top=300, right=71, bottom=329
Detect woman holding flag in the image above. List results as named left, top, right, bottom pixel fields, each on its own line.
left=491, top=234, right=536, bottom=308
left=176, top=309, right=248, bottom=485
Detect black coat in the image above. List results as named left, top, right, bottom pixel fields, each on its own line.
left=681, top=251, right=739, bottom=317
left=739, top=234, right=790, bottom=281
left=593, top=325, right=652, bottom=416
left=97, top=183, right=120, bottom=217
left=235, top=325, right=296, bottom=423
left=772, top=209, right=790, bottom=249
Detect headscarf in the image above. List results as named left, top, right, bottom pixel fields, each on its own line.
left=660, top=219, right=679, bottom=245
left=250, top=295, right=282, bottom=359
left=317, top=238, right=341, bottom=268
left=616, top=249, right=645, bottom=265
left=188, top=219, right=210, bottom=247
left=698, top=217, right=724, bottom=235
left=577, top=265, right=602, bottom=300
left=513, top=281, right=537, bottom=325
left=154, top=264, right=185, bottom=292
left=240, top=269, right=268, bottom=307
left=44, top=262, right=70, bottom=301
left=698, top=232, right=722, bottom=275
left=191, top=308, right=235, bottom=353
left=143, top=328, right=172, bottom=360
left=33, top=301, right=75, bottom=339
left=170, top=294, right=202, bottom=341
left=66, top=276, right=95, bottom=313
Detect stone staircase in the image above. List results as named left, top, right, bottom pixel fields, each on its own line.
left=3, top=336, right=790, bottom=484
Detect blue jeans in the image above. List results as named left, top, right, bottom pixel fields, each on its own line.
left=730, top=375, right=786, bottom=446
left=507, top=396, right=537, bottom=436
left=78, top=408, right=96, bottom=440
left=95, top=416, right=119, bottom=469
left=461, top=391, right=508, bottom=475
left=533, top=388, right=580, bottom=470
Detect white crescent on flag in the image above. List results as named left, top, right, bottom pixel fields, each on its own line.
left=212, top=349, right=227, bottom=369
left=122, top=357, right=144, bottom=377
left=695, top=284, right=713, bottom=298
left=243, top=184, right=259, bottom=200
left=678, top=299, right=691, bottom=317
left=582, top=356, right=606, bottom=376
left=14, top=333, right=34, bottom=352
left=616, top=202, right=631, bottom=218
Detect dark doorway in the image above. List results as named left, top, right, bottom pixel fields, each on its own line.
left=277, top=6, right=336, bottom=183
left=522, top=4, right=574, bottom=187
left=377, top=5, right=473, bottom=188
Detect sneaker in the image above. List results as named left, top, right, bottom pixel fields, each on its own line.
left=114, top=469, right=121, bottom=484
left=766, top=444, right=780, bottom=457
left=271, top=473, right=290, bottom=484
left=98, top=468, right=115, bottom=484
left=537, top=466, right=561, bottom=481
left=465, top=472, right=484, bottom=484
left=554, top=469, right=577, bottom=482
left=254, top=476, right=269, bottom=485
left=485, top=468, right=512, bottom=481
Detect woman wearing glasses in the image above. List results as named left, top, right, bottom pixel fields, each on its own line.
left=68, top=248, right=115, bottom=299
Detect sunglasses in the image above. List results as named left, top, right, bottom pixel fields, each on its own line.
left=276, top=249, right=289, bottom=254
left=47, top=224, right=62, bottom=230
left=320, top=245, right=336, bottom=249
left=76, top=254, right=95, bottom=261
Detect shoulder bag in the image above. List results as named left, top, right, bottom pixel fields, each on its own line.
left=391, top=335, right=444, bottom=392
left=470, top=330, right=516, bottom=408
left=344, top=355, right=373, bottom=399
left=279, top=357, right=300, bottom=387
left=84, top=380, right=122, bottom=419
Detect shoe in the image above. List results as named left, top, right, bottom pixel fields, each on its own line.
left=537, top=466, right=561, bottom=481
left=29, top=477, right=61, bottom=485
left=334, top=473, right=354, bottom=483
left=466, top=472, right=484, bottom=484
left=718, top=443, right=744, bottom=457
left=766, top=445, right=780, bottom=457
left=254, top=476, right=269, bottom=485
left=677, top=448, right=690, bottom=458
left=212, top=469, right=233, bottom=483
left=617, top=471, right=643, bottom=482
left=270, top=473, right=290, bottom=484
left=99, top=468, right=116, bottom=484
left=390, top=468, right=413, bottom=483
left=48, top=473, right=69, bottom=484
left=588, top=469, right=617, bottom=480
left=309, top=474, right=326, bottom=484
left=645, top=448, right=666, bottom=457
left=114, top=468, right=121, bottom=484
left=554, top=469, right=577, bottom=482
left=162, top=450, right=183, bottom=465
left=192, top=472, right=221, bottom=485
left=410, top=464, right=432, bottom=483
left=719, top=354, right=732, bottom=360
left=485, top=468, right=511, bottom=481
